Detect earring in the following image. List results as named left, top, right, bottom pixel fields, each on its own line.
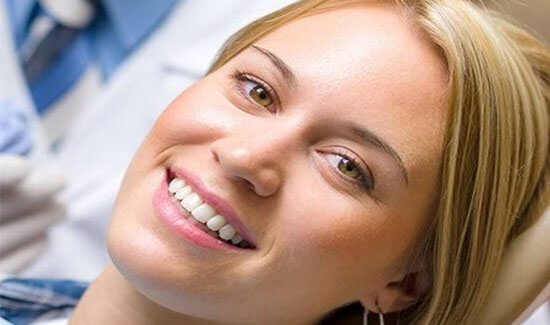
left=362, top=307, right=385, bottom=325
left=375, top=298, right=385, bottom=325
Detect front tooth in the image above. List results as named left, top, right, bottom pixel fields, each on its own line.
left=169, top=178, right=185, bottom=193
left=219, top=224, right=236, bottom=240
left=206, top=215, right=227, bottom=231
left=231, top=234, right=243, bottom=245
left=174, top=186, right=193, bottom=200
left=181, top=192, right=203, bottom=211
left=191, top=203, right=217, bottom=223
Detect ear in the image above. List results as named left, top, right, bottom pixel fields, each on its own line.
left=361, top=269, right=431, bottom=314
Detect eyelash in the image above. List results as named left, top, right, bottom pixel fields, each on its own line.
left=230, top=69, right=376, bottom=195
left=322, top=148, right=376, bottom=193
left=231, top=69, right=278, bottom=112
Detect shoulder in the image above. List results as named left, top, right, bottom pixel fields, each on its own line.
left=0, top=277, right=89, bottom=325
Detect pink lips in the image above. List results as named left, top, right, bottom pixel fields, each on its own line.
left=152, top=168, right=257, bottom=251
left=169, top=166, right=257, bottom=246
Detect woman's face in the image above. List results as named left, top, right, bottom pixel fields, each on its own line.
left=108, top=3, right=447, bottom=324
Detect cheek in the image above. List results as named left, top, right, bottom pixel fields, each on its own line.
left=278, top=187, right=373, bottom=266
left=286, top=205, right=378, bottom=261
left=279, top=188, right=414, bottom=281
left=147, top=79, right=239, bottom=150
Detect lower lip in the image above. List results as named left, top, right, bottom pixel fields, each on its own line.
left=153, top=172, right=248, bottom=252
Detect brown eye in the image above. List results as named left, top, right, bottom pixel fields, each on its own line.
left=324, top=151, right=375, bottom=192
left=337, top=157, right=361, bottom=179
left=234, top=72, right=276, bottom=109
left=326, top=153, right=363, bottom=180
left=249, top=85, right=273, bottom=107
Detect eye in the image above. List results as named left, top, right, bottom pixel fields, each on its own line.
left=326, top=153, right=363, bottom=180
left=333, top=155, right=361, bottom=178
left=232, top=70, right=277, bottom=111
left=323, top=150, right=375, bottom=192
left=245, top=81, right=273, bottom=107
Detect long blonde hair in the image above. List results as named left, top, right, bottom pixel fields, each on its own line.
left=207, top=1, right=550, bottom=324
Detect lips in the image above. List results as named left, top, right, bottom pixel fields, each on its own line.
left=168, top=166, right=257, bottom=247
left=153, top=166, right=257, bottom=251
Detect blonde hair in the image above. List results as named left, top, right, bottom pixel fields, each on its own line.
left=207, top=1, right=550, bottom=324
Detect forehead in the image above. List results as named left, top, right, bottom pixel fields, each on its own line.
left=248, top=2, right=448, bottom=176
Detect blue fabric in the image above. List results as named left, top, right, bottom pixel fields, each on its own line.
left=5, top=0, right=179, bottom=113
left=0, top=277, right=88, bottom=325
left=28, top=31, right=91, bottom=114
left=93, top=0, right=179, bottom=78
left=0, top=101, right=33, bottom=155
left=4, top=0, right=35, bottom=49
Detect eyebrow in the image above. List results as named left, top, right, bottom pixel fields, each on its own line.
left=251, top=45, right=297, bottom=88
left=346, top=122, right=409, bottom=184
left=250, top=45, right=408, bottom=185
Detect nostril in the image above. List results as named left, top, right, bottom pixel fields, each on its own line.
left=211, top=147, right=220, bottom=163
left=211, top=146, right=254, bottom=191
left=210, top=144, right=280, bottom=196
left=240, top=178, right=255, bottom=192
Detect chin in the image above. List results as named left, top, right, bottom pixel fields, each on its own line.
left=105, top=167, right=232, bottom=316
left=108, top=233, right=253, bottom=323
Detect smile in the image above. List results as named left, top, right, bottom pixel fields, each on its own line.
left=153, top=167, right=257, bottom=251
left=167, top=177, right=253, bottom=248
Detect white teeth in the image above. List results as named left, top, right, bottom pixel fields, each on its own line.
left=169, top=178, right=185, bottom=193
left=169, top=178, right=249, bottom=247
left=219, top=224, right=236, bottom=240
left=181, top=192, right=203, bottom=211
left=206, top=215, right=227, bottom=231
left=231, top=234, right=243, bottom=245
left=191, top=203, right=217, bottom=223
left=174, top=186, right=193, bottom=200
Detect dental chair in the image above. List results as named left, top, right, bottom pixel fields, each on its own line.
left=475, top=207, right=550, bottom=324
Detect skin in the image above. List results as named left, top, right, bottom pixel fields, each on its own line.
left=70, top=2, right=448, bottom=325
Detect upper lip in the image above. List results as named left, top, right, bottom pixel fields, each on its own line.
left=169, top=166, right=258, bottom=247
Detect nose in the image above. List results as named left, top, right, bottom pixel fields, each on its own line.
left=210, top=126, right=298, bottom=197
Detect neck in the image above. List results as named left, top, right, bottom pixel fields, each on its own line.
left=69, top=263, right=219, bottom=325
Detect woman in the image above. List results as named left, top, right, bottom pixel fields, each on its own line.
left=1, top=0, right=548, bottom=324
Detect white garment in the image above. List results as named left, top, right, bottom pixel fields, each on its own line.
left=524, top=303, right=550, bottom=325
left=33, top=317, right=68, bottom=325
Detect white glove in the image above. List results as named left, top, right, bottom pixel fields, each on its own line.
left=0, top=154, right=66, bottom=273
